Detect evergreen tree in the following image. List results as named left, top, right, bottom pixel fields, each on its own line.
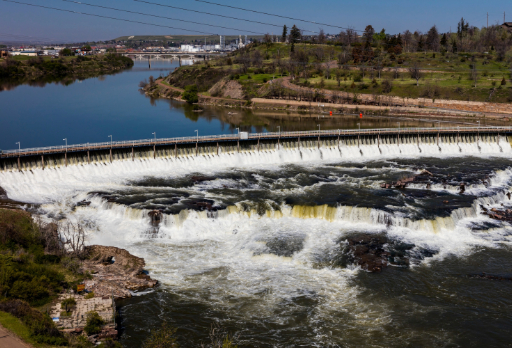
left=290, top=25, right=301, bottom=45
left=440, top=33, right=447, bottom=47
left=282, top=25, right=288, bottom=43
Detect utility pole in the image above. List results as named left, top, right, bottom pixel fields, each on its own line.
left=487, top=12, right=489, bottom=28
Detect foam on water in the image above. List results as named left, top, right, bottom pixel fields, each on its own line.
left=2, top=138, right=512, bottom=345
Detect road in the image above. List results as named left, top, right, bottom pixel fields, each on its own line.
left=0, top=323, right=33, bottom=348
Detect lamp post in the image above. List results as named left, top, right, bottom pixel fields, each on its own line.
left=397, top=122, right=400, bottom=132
left=317, top=124, right=320, bottom=133
left=16, top=142, right=20, bottom=155
left=195, top=130, right=198, bottom=141
left=236, top=127, right=239, bottom=138
left=152, top=132, right=156, bottom=142
left=357, top=123, right=360, bottom=131
left=277, top=126, right=280, bottom=137
left=108, top=135, right=112, bottom=146
left=63, top=138, right=67, bottom=150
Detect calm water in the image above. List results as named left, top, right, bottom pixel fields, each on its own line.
left=0, top=59, right=496, bottom=151
left=2, top=58, right=512, bottom=347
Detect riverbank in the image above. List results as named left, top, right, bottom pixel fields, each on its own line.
left=0, top=207, right=156, bottom=347
left=145, top=77, right=509, bottom=121
left=0, top=54, right=133, bottom=89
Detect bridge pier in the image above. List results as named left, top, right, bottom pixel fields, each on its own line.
left=257, top=137, right=260, bottom=152
left=196, top=142, right=198, bottom=156
left=154, top=144, right=156, bottom=159
left=65, top=151, right=67, bottom=167
left=358, top=134, right=360, bottom=148
left=41, top=155, right=44, bottom=170
left=175, top=143, right=177, bottom=158
left=298, top=136, right=300, bottom=150
left=110, top=148, right=112, bottom=163
left=132, top=147, right=134, bottom=161
left=237, top=140, right=240, bottom=153
left=217, top=142, right=219, bottom=155
left=17, top=157, right=20, bottom=171
left=87, top=150, right=90, bottom=164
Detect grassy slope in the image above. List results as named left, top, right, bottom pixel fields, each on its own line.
left=0, top=311, right=55, bottom=348
left=167, top=42, right=512, bottom=103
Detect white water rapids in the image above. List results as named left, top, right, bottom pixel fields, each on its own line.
left=1, top=138, right=512, bottom=345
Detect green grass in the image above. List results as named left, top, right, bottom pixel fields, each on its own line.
left=0, top=311, right=54, bottom=348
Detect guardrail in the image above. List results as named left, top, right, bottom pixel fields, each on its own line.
left=2, top=126, right=511, bottom=158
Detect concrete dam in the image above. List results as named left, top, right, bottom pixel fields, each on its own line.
left=1, top=127, right=511, bottom=172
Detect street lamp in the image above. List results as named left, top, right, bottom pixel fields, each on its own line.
left=63, top=138, right=67, bottom=151
left=108, top=135, right=112, bottom=147
left=195, top=130, right=198, bottom=141
left=152, top=132, right=156, bottom=142
left=235, top=127, right=239, bottom=138
left=277, top=126, right=280, bottom=136
left=357, top=123, right=360, bottom=131
left=397, top=122, right=400, bottom=132
left=16, top=142, right=20, bottom=155
left=317, top=124, right=320, bottom=133
left=477, top=120, right=480, bottom=129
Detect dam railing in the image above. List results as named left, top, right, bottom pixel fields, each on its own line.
left=2, top=126, right=511, bottom=158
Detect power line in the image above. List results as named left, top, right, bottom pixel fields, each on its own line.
left=61, top=0, right=264, bottom=35
left=1, top=0, right=218, bottom=35
left=133, top=0, right=317, bottom=34
left=193, top=0, right=363, bottom=32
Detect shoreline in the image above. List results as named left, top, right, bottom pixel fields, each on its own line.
left=147, top=78, right=511, bottom=122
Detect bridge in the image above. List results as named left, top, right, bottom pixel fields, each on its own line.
left=1, top=127, right=510, bottom=172
left=121, top=52, right=225, bottom=59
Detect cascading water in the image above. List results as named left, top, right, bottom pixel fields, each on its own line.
left=1, top=135, right=512, bottom=347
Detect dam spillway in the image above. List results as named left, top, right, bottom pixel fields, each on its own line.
left=1, top=127, right=511, bottom=172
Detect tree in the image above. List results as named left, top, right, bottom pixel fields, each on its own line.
left=457, top=18, right=469, bottom=40
left=143, top=322, right=178, bottom=348
left=318, top=29, right=326, bottom=44
left=281, top=25, right=288, bottom=43
left=470, top=63, right=478, bottom=87
left=59, top=48, right=73, bottom=56
left=290, top=25, right=301, bottom=44
left=61, top=297, right=76, bottom=312
left=440, top=33, right=448, bottom=48
left=263, top=33, right=273, bottom=50
left=426, top=25, right=440, bottom=52
left=182, top=85, right=199, bottom=104
left=84, top=312, right=105, bottom=335
left=363, top=25, right=375, bottom=47
left=289, top=25, right=301, bottom=52
left=409, top=63, right=423, bottom=86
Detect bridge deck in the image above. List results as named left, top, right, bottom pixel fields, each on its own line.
left=2, top=127, right=510, bottom=158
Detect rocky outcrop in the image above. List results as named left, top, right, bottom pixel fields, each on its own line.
left=82, top=245, right=158, bottom=299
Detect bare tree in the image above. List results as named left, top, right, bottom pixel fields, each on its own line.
left=59, top=221, right=86, bottom=259
left=409, top=63, right=423, bottom=86
left=470, top=62, right=478, bottom=87
left=318, top=29, right=327, bottom=44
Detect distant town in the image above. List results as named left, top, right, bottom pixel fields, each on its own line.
left=0, top=34, right=259, bottom=58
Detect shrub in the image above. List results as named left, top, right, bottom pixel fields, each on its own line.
left=61, top=297, right=76, bottom=312
left=501, top=77, right=507, bottom=86
left=143, top=322, right=178, bottom=348
left=382, top=80, right=393, bottom=93
left=85, top=291, right=95, bottom=299
left=84, top=311, right=105, bottom=335
left=0, top=300, right=67, bottom=345
left=182, top=84, right=199, bottom=104
left=353, top=74, right=362, bottom=82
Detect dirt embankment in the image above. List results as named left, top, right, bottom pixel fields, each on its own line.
left=279, top=76, right=512, bottom=117
left=82, top=245, right=158, bottom=299
left=209, top=79, right=244, bottom=99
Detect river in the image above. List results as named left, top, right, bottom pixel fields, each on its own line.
left=1, top=59, right=511, bottom=347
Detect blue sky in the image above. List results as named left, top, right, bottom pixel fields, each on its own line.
left=0, top=0, right=509, bottom=42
